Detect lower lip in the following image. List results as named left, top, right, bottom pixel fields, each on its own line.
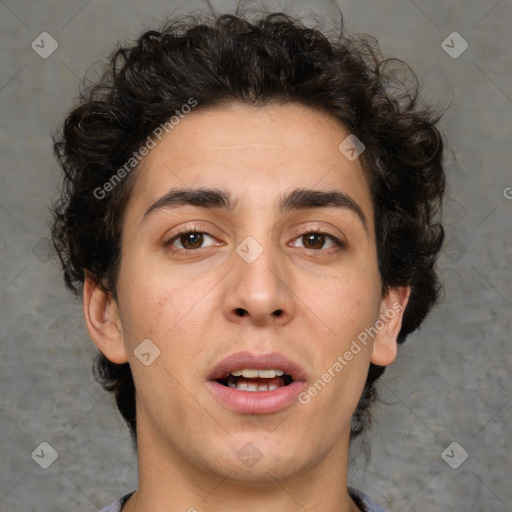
left=206, top=380, right=305, bottom=414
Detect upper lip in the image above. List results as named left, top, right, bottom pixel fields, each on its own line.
left=208, top=351, right=308, bottom=382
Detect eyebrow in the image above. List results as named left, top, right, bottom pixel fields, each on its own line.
left=142, top=187, right=367, bottom=229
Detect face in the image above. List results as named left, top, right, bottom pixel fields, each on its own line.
left=90, top=102, right=406, bottom=485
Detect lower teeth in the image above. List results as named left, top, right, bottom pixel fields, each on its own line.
left=227, top=381, right=280, bottom=392
left=222, top=374, right=292, bottom=391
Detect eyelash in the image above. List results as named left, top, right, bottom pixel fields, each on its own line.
left=164, top=226, right=345, bottom=253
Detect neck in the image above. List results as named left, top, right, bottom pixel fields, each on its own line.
left=122, top=415, right=360, bottom=512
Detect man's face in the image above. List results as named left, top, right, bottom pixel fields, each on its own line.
left=110, top=103, right=396, bottom=482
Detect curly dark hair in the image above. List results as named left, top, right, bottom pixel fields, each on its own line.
left=51, top=8, right=445, bottom=448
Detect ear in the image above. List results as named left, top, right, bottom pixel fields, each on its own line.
left=83, top=274, right=128, bottom=364
left=370, top=286, right=411, bottom=366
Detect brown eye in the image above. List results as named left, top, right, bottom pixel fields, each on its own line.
left=302, top=233, right=326, bottom=250
left=166, top=231, right=216, bottom=250
left=290, top=231, right=343, bottom=251
left=179, top=232, right=204, bottom=249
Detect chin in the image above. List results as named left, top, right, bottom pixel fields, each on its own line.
left=202, top=437, right=313, bottom=485
left=218, top=456, right=306, bottom=487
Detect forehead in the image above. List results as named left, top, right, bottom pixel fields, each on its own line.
left=127, top=102, right=373, bottom=224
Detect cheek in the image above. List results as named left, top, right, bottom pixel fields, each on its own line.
left=299, top=263, right=381, bottom=409
left=116, top=274, right=162, bottom=340
left=116, top=250, right=184, bottom=334
left=305, top=265, right=382, bottom=336
left=116, top=258, right=219, bottom=363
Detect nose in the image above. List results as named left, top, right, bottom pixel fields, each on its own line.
left=222, top=236, right=296, bottom=328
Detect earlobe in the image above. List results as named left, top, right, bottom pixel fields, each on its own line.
left=83, top=275, right=128, bottom=364
left=370, top=286, right=411, bottom=367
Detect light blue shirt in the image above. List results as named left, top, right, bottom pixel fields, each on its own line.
left=97, top=486, right=387, bottom=511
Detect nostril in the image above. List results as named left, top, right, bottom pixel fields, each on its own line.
left=273, top=309, right=283, bottom=317
left=235, top=308, right=247, bottom=317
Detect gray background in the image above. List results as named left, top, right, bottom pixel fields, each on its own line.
left=0, top=0, right=510, bottom=510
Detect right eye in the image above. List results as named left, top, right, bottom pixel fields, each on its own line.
left=165, top=230, right=219, bottom=251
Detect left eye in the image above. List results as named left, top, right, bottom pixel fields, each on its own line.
left=166, top=231, right=217, bottom=250
left=290, top=232, right=341, bottom=250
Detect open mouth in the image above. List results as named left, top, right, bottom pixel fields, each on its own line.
left=216, top=369, right=294, bottom=392
left=207, top=353, right=306, bottom=413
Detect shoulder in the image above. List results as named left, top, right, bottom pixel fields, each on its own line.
left=97, top=490, right=136, bottom=512
left=348, top=486, right=388, bottom=512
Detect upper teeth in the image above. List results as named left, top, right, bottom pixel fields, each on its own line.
left=229, top=369, right=285, bottom=378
